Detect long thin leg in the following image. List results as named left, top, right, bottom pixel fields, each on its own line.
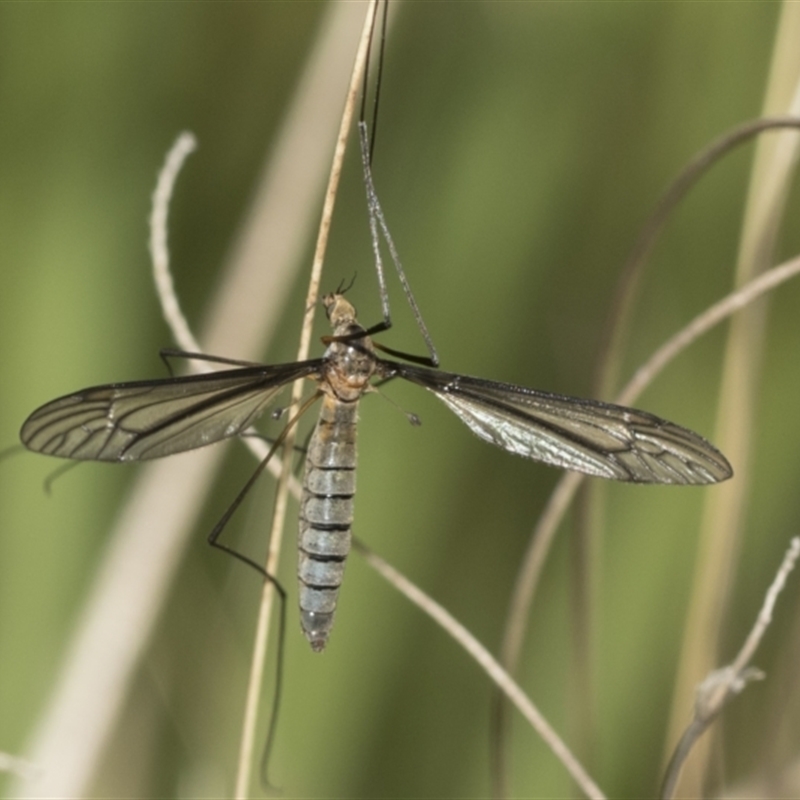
left=358, top=121, right=440, bottom=366
left=259, top=588, right=286, bottom=791
left=359, top=120, right=393, bottom=334
left=359, top=0, right=389, bottom=167
left=206, top=390, right=321, bottom=571
left=371, top=339, right=439, bottom=367
left=43, top=461, right=82, bottom=495
left=205, top=390, right=321, bottom=789
left=354, top=3, right=438, bottom=367
left=159, top=347, right=263, bottom=376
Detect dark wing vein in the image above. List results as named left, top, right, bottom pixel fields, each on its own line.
left=20, top=360, right=324, bottom=462
left=390, top=362, right=732, bottom=485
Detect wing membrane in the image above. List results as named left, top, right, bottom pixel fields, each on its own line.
left=391, top=363, right=732, bottom=485
left=20, top=360, right=323, bottom=462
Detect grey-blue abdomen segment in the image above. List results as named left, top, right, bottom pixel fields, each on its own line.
left=298, top=395, right=358, bottom=651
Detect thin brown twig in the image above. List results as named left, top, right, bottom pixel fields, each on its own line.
left=140, top=14, right=382, bottom=795
left=660, top=537, right=800, bottom=800
left=617, top=253, right=800, bottom=407
left=594, top=116, right=800, bottom=402
left=233, top=3, right=380, bottom=796
left=354, top=540, right=606, bottom=800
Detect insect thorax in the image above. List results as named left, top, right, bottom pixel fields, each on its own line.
left=322, top=324, right=379, bottom=402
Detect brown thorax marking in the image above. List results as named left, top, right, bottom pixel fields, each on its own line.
left=320, top=293, right=382, bottom=402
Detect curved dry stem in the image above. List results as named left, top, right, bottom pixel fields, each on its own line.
left=618, top=254, right=800, bottom=408
left=353, top=540, right=606, bottom=800
left=660, top=537, right=800, bottom=800
left=594, top=116, right=800, bottom=402
left=149, top=134, right=303, bottom=497
left=149, top=131, right=201, bottom=353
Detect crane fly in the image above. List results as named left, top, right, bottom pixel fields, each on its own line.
left=21, top=291, right=732, bottom=651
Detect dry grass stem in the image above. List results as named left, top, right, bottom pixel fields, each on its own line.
left=660, top=537, right=800, bottom=799
left=728, top=537, right=800, bottom=674
left=149, top=131, right=201, bottom=353
left=595, top=116, right=800, bottom=401
left=150, top=133, right=305, bottom=494
left=618, top=254, right=800, bottom=407
left=233, top=3, right=380, bottom=796
left=354, top=540, right=606, bottom=800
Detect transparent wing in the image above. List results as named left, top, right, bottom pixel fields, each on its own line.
left=20, top=360, right=324, bottom=462
left=391, top=363, right=732, bottom=485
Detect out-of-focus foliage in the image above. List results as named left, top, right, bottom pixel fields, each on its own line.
left=1, top=3, right=798, bottom=798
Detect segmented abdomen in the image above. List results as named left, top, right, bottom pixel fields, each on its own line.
left=298, top=394, right=358, bottom=651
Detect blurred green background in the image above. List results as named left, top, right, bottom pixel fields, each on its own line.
left=1, top=2, right=799, bottom=798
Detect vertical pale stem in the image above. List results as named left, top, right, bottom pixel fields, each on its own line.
left=232, top=3, right=380, bottom=797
